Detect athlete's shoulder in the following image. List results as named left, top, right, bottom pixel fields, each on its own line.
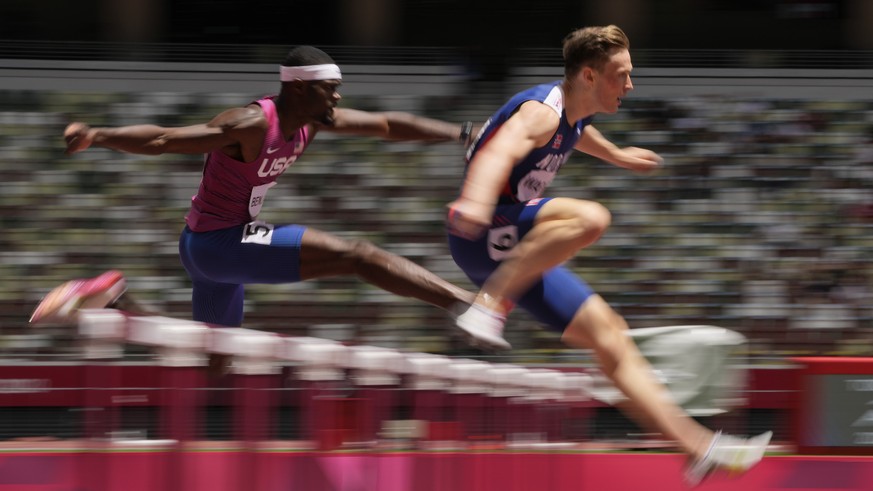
left=214, top=103, right=269, bottom=130
left=242, top=96, right=277, bottom=120
left=514, top=81, right=562, bottom=99
left=503, top=81, right=560, bottom=110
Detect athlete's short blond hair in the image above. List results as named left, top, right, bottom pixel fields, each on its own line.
left=562, top=25, right=630, bottom=78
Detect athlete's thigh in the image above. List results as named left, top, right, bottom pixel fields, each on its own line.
left=190, top=279, right=245, bottom=326
left=516, top=265, right=596, bottom=332
left=448, top=198, right=552, bottom=284
left=535, top=197, right=606, bottom=225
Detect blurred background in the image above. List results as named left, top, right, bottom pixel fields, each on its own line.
left=1, top=0, right=873, bottom=465
left=2, top=0, right=872, bottom=359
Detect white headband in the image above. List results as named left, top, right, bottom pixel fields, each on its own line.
left=280, top=64, right=342, bottom=81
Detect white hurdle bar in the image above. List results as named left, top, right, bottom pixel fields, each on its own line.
left=346, top=345, right=406, bottom=443
left=447, top=358, right=491, bottom=441
left=404, top=352, right=452, bottom=441
left=488, top=364, right=530, bottom=441
left=279, top=336, right=348, bottom=446
left=75, top=308, right=597, bottom=450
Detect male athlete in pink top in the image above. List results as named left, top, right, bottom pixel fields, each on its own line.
left=185, top=95, right=313, bottom=233
left=33, top=46, right=476, bottom=328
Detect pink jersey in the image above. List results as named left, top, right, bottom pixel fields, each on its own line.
left=185, top=96, right=311, bottom=232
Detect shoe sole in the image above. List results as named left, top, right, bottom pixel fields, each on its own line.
left=77, top=279, right=127, bottom=313
left=684, top=430, right=772, bottom=487
left=452, top=322, right=512, bottom=351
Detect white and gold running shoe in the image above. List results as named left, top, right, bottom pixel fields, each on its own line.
left=684, top=430, right=773, bottom=487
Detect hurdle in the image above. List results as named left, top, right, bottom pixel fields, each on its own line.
left=81, top=310, right=763, bottom=491
left=53, top=311, right=780, bottom=491
left=75, top=309, right=596, bottom=452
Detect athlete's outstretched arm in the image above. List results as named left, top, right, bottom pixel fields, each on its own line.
left=323, top=108, right=470, bottom=143
left=574, top=124, right=662, bottom=173
left=63, top=106, right=267, bottom=158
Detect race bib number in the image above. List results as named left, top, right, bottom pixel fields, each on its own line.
left=249, top=182, right=276, bottom=219
left=517, top=169, right=555, bottom=201
left=487, top=225, right=518, bottom=261
left=242, top=220, right=275, bottom=245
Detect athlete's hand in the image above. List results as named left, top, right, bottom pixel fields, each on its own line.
left=446, top=198, right=494, bottom=240
left=617, top=146, right=663, bottom=174
left=64, top=122, right=95, bottom=155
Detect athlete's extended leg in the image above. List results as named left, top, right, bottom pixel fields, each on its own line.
left=564, top=295, right=712, bottom=455
left=562, top=296, right=770, bottom=486
left=298, top=228, right=475, bottom=311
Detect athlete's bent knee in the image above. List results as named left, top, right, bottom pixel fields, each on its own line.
left=560, top=202, right=611, bottom=249
left=587, top=201, right=612, bottom=233
left=577, top=202, right=611, bottom=240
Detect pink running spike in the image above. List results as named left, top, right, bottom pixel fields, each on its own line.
left=30, top=270, right=127, bottom=325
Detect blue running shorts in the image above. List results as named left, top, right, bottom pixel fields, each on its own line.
left=448, top=198, right=595, bottom=332
left=178, top=222, right=305, bottom=326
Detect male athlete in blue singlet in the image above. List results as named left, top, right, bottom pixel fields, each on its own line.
left=446, top=25, right=771, bottom=486
left=33, top=46, right=476, bottom=328
left=448, top=81, right=596, bottom=333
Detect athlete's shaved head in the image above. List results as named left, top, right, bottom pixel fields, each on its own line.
left=282, top=46, right=335, bottom=67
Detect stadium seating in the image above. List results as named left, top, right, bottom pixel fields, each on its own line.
left=2, top=84, right=872, bottom=360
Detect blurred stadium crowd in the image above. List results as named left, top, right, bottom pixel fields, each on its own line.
left=1, top=71, right=872, bottom=362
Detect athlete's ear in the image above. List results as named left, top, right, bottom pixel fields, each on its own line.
left=281, top=79, right=308, bottom=96
left=581, top=66, right=596, bottom=87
